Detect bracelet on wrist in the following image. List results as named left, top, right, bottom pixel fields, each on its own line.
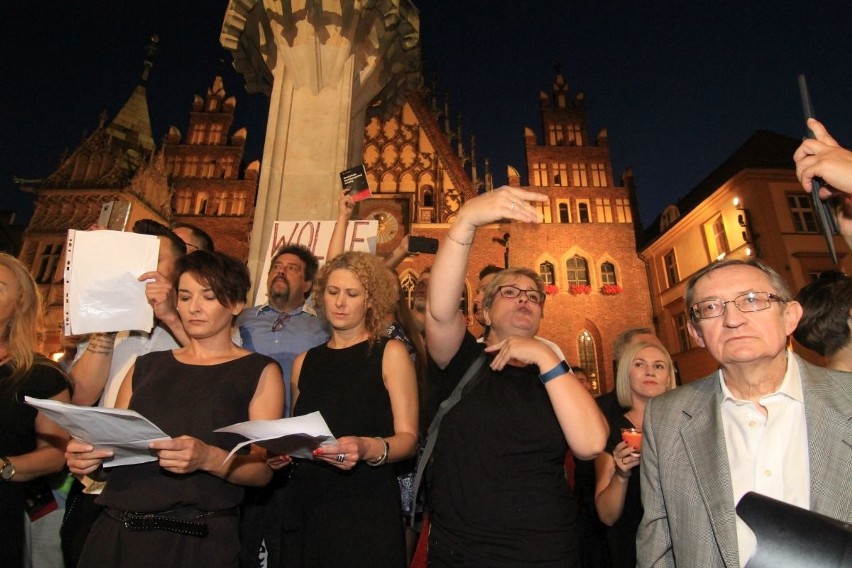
left=539, top=360, right=571, bottom=384
left=445, top=232, right=473, bottom=246
left=615, top=468, right=632, bottom=480
left=365, top=437, right=389, bottom=467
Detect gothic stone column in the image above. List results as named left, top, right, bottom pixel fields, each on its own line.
left=221, top=0, right=420, bottom=288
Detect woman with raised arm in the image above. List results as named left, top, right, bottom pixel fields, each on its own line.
left=0, top=253, right=72, bottom=567
left=424, top=187, right=608, bottom=567
left=66, top=251, right=284, bottom=568
left=594, top=341, right=675, bottom=568
left=274, top=251, right=418, bottom=567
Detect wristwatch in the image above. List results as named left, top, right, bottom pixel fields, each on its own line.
left=0, top=456, right=15, bottom=481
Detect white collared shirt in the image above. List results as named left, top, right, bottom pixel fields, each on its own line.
left=720, top=353, right=810, bottom=567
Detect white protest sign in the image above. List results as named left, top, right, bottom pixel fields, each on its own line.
left=254, top=220, right=378, bottom=305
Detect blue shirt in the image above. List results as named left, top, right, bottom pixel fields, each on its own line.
left=236, top=303, right=329, bottom=415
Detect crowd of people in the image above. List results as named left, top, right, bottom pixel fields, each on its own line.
left=2, top=118, right=852, bottom=567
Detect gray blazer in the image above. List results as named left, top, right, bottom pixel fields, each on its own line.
left=636, top=354, right=852, bottom=567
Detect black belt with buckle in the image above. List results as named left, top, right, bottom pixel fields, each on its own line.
left=105, top=507, right=236, bottom=538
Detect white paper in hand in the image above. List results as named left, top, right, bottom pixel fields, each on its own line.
left=64, top=229, right=159, bottom=335
left=25, top=396, right=170, bottom=467
left=215, top=411, right=336, bottom=463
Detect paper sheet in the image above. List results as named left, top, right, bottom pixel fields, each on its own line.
left=25, top=396, right=170, bottom=468
left=215, top=411, right=336, bottom=463
left=64, top=229, right=159, bottom=335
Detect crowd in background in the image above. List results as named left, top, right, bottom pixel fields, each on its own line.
left=1, top=118, right=852, bottom=567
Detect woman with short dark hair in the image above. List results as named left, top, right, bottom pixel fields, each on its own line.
left=67, top=251, right=284, bottom=567
left=424, top=187, right=608, bottom=566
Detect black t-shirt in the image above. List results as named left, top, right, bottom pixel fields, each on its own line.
left=427, top=332, right=577, bottom=566
left=0, top=358, right=71, bottom=567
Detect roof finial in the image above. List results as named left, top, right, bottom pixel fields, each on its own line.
left=141, top=34, right=159, bottom=86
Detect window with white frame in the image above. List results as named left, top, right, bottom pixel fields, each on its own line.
left=590, top=163, right=606, bottom=187
left=567, top=256, right=590, bottom=285
left=595, top=198, right=613, bottom=223
left=615, top=198, right=632, bottom=223
left=532, top=163, right=547, bottom=186
left=571, top=163, right=587, bottom=186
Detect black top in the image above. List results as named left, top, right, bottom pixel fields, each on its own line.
left=98, top=350, right=273, bottom=512
left=427, top=332, right=577, bottom=566
left=0, top=358, right=70, bottom=567
left=283, top=339, right=406, bottom=567
left=604, top=412, right=642, bottom=568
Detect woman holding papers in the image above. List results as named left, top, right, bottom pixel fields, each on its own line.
left=66, top=251, right=284, bottom=568
left=0, top=253, right=72, bottom=567
left=271, top=251, right=418, bottom=567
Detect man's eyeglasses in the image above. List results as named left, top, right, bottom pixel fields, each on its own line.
left=497, top=285, right=544, bottom=305
left=690, top=292, right=785, bottom=320
left=272, top=311, right=291, bottom=331
left=269, top=263, right=303, bottom=275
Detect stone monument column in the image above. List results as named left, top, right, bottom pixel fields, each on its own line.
left=220, top=0, right=420, bottom=287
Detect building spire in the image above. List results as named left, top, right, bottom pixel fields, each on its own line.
left=106, top=34, right=158, bottom=160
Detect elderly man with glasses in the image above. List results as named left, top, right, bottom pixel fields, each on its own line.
left=637, top=259, right=852, bottom=568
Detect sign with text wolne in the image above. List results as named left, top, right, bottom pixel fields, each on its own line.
left=253, top=219, right=378, bottom=305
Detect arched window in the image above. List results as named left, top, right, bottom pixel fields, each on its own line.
left=400, top=271, right=417, bottom=310
left=578, top=202, right=590, bottom=223
left=423, top=188, right=434, bottom=207
left=539, top=262, right=555, bottom=285
left=558, top=202, right=570, bottom=223
left=601, top=262, right=617, bottom=285
left=578, top=330, right=599, bottom=393
left=566, top=256, right=589, bottom=285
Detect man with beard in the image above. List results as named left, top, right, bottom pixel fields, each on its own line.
left=236, top=244, right=329, bottom=415
left=236, top=245, right=329, bottom=567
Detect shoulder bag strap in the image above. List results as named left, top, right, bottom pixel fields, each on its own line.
left=410, top=352, right=488, bottom=524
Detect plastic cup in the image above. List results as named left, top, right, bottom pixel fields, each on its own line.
left=621, top=427, right=642, bottom=457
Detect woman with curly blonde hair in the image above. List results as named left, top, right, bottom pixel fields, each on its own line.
left=272, top=251, right=418, bottom=567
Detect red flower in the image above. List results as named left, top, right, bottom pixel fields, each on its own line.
left=601, top=284, right=623, bottom=295
left=544, top=284, right=559, bottom=295
left=569, top=284, right=592, bottom=295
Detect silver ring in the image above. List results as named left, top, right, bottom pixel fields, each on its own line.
left=335, top=453, right=345, bottom=463
left=510, top=201, right=516, bottom=211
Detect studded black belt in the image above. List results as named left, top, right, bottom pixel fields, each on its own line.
left=104, top=506, right=237, bottom=538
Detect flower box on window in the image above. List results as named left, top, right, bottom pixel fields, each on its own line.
left=569, top=283, right=592, bottom=295
left=601, top=284, right=623, bottom=296
left=544, top=284, right=559, bottom=296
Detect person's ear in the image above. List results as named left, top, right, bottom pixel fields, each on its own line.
left=783, top=300, right=803, bottom=336
left=688, top=320, right=706, bottom=348
left=231, top=301, right=245, bottom=317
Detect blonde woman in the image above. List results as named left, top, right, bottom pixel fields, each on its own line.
left=594, top=341, right=676, bottom=567
left=274, top=251, right=418, bottom=567
left=0, top=253, right=72, bottom=567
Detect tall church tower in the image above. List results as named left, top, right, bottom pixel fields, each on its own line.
left=510, top=68, right=653, bottom=393
left=20, top=36, right=172, bottom=351
left=165, top=76, right=259, bottom=260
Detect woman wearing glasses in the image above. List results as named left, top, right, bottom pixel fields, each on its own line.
left=424, top=187, right=608, bottom=567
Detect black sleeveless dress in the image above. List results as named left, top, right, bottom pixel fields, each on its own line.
left=79, top=350, right=275, bottom=568
left=281, top=339, right=406, bottom=567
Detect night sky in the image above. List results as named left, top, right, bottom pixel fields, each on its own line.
left=3, top=1, right=852, bottom=228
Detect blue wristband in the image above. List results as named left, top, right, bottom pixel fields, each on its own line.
left=540, top=360, right=571, bottom=384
